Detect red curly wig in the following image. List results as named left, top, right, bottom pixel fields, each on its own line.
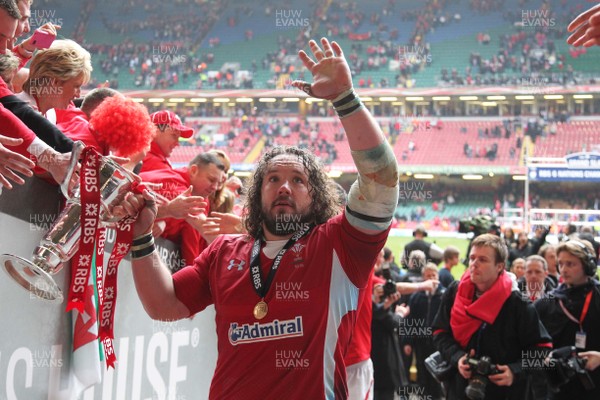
left=89, top=96, right=155, bottom=157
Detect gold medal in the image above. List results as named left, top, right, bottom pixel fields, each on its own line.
left=253, top=300, right=268, bottom=320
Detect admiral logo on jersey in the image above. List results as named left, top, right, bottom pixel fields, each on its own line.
left=228, top=316, right=304, bottom=346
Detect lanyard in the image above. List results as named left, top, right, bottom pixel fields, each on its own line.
left=249, top=225, right=312, bottom=299
left=474, top=322, right=487, bottom=357
left=559, top=290, right=593, bottom=331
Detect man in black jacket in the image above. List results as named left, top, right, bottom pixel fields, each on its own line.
left=401, top=225, right=443, bottom=268
left=432, top=234, right=552, bottom=400
left=404, top=262, right=445, bottom=398
left=371, top=282, right=409, bottom=400
left=535, top=239, right=600, bottom=400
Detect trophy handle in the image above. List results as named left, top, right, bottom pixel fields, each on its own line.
left=60, top=141, right=86, bottom=200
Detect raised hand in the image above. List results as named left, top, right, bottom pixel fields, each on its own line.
left=567, top=3, right=600, bottom=47
left=292, top=38, right=353, bottom=100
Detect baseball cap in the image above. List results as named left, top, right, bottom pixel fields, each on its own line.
left=150, top=110, right=194, bottom=139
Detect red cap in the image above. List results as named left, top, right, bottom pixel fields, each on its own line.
left=150, top=110, right=194, bottom=139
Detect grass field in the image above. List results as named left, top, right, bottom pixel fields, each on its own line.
left=385, top=236, right=470, bottom=281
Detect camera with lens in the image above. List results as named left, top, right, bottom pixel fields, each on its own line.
left=549, top=346, right=595, bottom=392
left=464, top=355, right=500, bottom=400
left=380, top=262, right=397, bottom=298
left=458, top=215, right=499, bottom=238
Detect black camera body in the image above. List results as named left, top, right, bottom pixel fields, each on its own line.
left=381, top=262, right=397, bottom=298
left=425, top=351, right=455, bottom=382
left=458, top=215, right=499, bottom=237
left=464, top=355, right=500, bottom=400
left=550, top=346, right=596, bottom=392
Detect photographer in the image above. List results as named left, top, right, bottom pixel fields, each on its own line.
left=535, top=240, right=600, bottom=399
left=459, top=214, right=500, bottom=265
left=404, top=263, right=445, bottom=398
left=432, top=234, right=552, bottom=400
left=371, top=280, right=410, bottom=400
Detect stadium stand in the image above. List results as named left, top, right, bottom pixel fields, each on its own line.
left=67, top=0, right=600, bottom=90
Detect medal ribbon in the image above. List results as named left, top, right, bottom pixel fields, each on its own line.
left=98, top=216, right=134, bottom=369
left=66, top=148, right=101, bottom=313
left=249, top=225, right=313, bottom=299
left=98, top=181, right=149, bottom=368
left=95, top=228, right=106, bottom=304
left=66, top=146, right=145, bottom=368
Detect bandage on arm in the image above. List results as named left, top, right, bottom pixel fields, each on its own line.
left=346, top=142, right=399, bottom=233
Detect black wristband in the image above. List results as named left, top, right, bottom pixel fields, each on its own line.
left=332, top=91, right=356, bottom=108
left=131, top=244, right=156, bottom=260
left=336, top=102, right=363, bottom=118
left=132, top=233, right=153, bottom=247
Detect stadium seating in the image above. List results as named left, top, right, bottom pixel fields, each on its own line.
left=67, top=0, right=599, bottom=90
left=533, top=120, right=600, bottom=157
left=167, top=115, right=600, bottom=170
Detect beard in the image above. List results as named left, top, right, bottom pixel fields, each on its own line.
left=261, top=203, right=313, bottom=237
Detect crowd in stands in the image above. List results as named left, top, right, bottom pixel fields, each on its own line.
left=82, top=0, right=226, bottom=89
left=440, top=1, right=598, bottom=87
left=48, top=0, right=596, bottom=92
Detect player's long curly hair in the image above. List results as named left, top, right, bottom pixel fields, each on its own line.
left=244, top=146, right=338, bottom=239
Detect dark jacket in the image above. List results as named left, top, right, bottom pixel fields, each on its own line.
left=371, top=301, right=408, bottom=391
left=535, top=280, right=600, bottom=400
left=439, top=267, right=455, bottom=289
left=517, top=276, right=556, bottom=300
left=406, top=286, right=446, bottom=397
left=406, top=285, right=446, bottom=346
left=509, top=231, right=549, bottom=265
left=402, top=238, right=443, bottom=267
left=432, top=281, right=553, bottom=400
left=0, top=94, right=73, bottom=153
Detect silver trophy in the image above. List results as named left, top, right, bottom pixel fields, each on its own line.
left=1, top=142, right=139, bottom=302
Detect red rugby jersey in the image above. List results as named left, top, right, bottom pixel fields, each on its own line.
left=173, top=213, right=389, bottom=399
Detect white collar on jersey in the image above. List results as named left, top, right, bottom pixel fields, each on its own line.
left=262, top=239, right=288, bottom=259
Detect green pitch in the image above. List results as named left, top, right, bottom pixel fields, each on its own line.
left=385, top=236, right=470, bottom=281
